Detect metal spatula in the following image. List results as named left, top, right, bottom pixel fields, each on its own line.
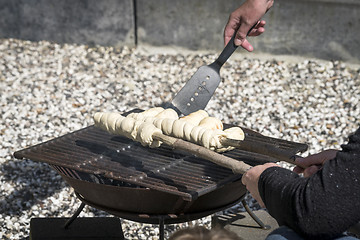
left=171, top=33, right=241, bottom=116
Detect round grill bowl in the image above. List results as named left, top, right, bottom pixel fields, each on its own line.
left=60, top=172, right=246, bottom=216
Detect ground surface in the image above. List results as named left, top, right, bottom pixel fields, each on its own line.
left=1, top=39, right=359, bottom=239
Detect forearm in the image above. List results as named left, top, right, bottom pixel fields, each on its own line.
left=259, top=127, right=360, bottom=239
left=254, top=0, right=274, bottom=12
left=237, top=0, right=274, bottom=23
left=245, top=0, right=274, bottom=16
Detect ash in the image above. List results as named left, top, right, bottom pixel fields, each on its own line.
left=0, top=39, right=359, bottom=239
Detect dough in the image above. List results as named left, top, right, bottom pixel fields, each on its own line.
left=213, top=127, right=245, bottom=152
left=93, top=112, right=105, bottom=129
left=120, top=117, right=136, bottom=139
left=94, top=112, right=125, bottom=134
left=136, top=122, right=162, bottom=147
left=180, top=110, right=208, bottom=126
left=172, top=119, right=188, bottom=138
left=183, top=122, right=195, bottom=141
left=153, top=118, right=165, bottom=129
left=155, top=108, right=178, bottom=119
left=161, top=118, right=176, bottom=135
left=94, top=107, right=245, bottom=152
left=130, top=120, right=143, bottom=140
left=127, top=107, right=178, bottom=122
left=199, top=117, right=223, bottom=130
left=93, top=112, right=162, bottom=148
left=190, top=126, right=206, bottom=144
left=200, top=128, right=214, bottom=149
left=224, top=127, right=245, bottom=141
left=128, top=107, right=164, bottom=121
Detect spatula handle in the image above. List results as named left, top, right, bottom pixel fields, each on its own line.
left=215, top=24, right=257, bottom=69
left=215, top=34, right=238, bottom=69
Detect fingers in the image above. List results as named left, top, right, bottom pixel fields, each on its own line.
left=249, top=27, right=265, bottom=37
left=296, top=154, right=324, bottom=168
left=248, top=20, right=266, bottom=36
left=234, top=18, right=255, bottom=47
left=293, top=164, right=321, bottom=177
left=240, top=39, right=254, bottom=52
left=293, top=155, right=321, bottom=176
left=295, top=149, right=338, bottom=169
left=293, top=165, right=304, bottom=174
left=233, top=20, right=266, bottom=51
left=303, top=165, right=322, bottom=178
left=223, top=12, right=241, bottom=46
left=294, top=156, right=308, bottom=169
left=224, top=26, right=236, bottom=46
left=223, top=15, right=267, bottom=47
left=293, top=149, right=339, bottom=177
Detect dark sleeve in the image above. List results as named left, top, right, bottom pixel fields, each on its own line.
left=258, top=127, right=360, bottom=239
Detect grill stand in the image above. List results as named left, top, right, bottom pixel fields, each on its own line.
left=241, top=199, right=270, bottom=230
left=63, top=202, right=86, bottom=229
left=62, top=192, right=267, bottom=240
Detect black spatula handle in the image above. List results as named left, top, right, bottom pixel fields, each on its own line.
left=214, top=24, right=257, bottom=69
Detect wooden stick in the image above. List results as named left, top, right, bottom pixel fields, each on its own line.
left=219, top=137, right=301, bottom=166
left=153, top=132, right=251, bottom=174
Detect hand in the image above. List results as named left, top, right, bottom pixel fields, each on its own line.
left=293, top=149, right=339, bottom=177
left=224, top=0, right=274, bottom=51
left=241, top=162, right=279, bottom=207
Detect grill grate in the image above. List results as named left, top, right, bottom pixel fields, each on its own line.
left=14, top=123, right=307, bottom=201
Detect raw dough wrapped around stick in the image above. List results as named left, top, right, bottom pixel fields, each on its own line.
left=127, top=107, right=178, bottom=121
left=180, top=110, right=208, bottom=126
left=93, top=108, right=245, bottom=152
left=94, top=112, right=162, bottom=148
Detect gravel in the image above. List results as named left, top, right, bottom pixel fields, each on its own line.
left=0, top=38, right=359, bottom=239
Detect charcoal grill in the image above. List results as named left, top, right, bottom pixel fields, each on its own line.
left=14, top=110, right=308, bottom=239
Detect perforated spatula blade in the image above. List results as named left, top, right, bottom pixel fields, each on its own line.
left=171, top=34, right=239, bottom=116
left=171, top=63, right=221, bottom=116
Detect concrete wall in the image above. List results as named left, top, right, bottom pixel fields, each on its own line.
left=136, top=0, right=235, bottom=50
left=257, top=0, right=360, bottom=62
left=0, top=0, right=135, bottom=47
left=1, top=0, right=359, bottom=63
left=136, top=0, right=360, bottom=63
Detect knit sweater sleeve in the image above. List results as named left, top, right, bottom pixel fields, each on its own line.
left=258, top=127, right=360, bottom=239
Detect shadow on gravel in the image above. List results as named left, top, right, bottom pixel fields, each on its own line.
left=0, top=158, right=66, bottom=216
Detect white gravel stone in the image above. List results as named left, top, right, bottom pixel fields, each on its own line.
left=0, top=38, right=359, bottom=239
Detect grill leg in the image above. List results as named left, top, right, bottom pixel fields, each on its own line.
left=241, top=199, right=270, bottom=230
left=63, top=202, right=86, bottom=229
left=159, top=217, right=165, bottom=240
